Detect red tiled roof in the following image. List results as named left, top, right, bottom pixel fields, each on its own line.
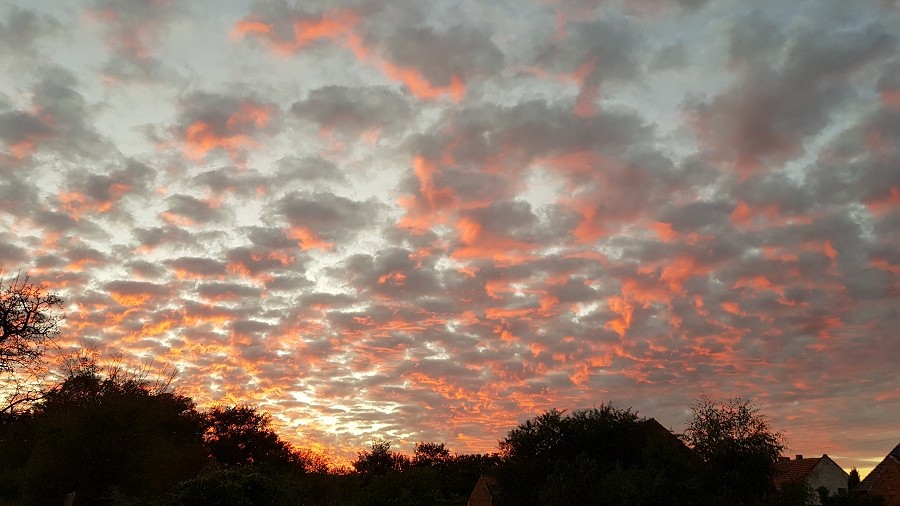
left=855, top=444, right=900, bottom=506
left=773, top=457, right=822, bottom=491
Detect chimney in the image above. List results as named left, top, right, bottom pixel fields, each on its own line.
left=795, top=455, right=803, bottom=460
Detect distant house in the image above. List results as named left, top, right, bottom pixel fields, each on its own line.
left=468, top=475, right=502, bottom=506
left=856, top=443, right=900, bottom=506
left=773, top=454, right=849, bottom=504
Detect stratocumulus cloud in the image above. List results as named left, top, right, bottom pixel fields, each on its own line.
left=0, top=0, right=898, bottom=471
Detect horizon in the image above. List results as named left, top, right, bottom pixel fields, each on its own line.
left=1, top=0, right=898, bottom=478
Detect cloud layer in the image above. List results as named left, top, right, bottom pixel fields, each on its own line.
left=1, top=0, right=898, bottom=470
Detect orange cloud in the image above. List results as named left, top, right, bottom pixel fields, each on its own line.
left=286, top=226, right=334, bottom=251
left=234, top=8, right=467, bottom=101
left=881, top=88, right=900, bottom=108
left=183, top=122, right=256, bottom=161
left=58, top=183, right=131, bottom=221
left=413, top=156, right=454, bottom=209
left=398, top=157, right=455, bottom=234
left=452, top=219, right=537, bottom=265
left=380, top=62, right=465, bottom=102
left=651, top=221, right=677, bottom=242
left=181, top=102, right=272, bottom=161
left=605, top=295, right=634, bottom=337
left=7, top=140, right=38, bottom=159
left=866, top=187, right=900, bottom=215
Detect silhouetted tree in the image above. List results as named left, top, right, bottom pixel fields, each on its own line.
left=683, top=395, right=786, bottom=504
left=6, top=362, right=207, bottom=504
left=497, top=405, right=705, bottom=505
left=168, top=467, right=302, bottom=506
left=203, top=405, right=306, bottom=471
left=411, top=442, right=451, bottom=468
left=353, top=439, right=409, bottom=476
left=0, top=273, right=64, bottom=414
left=849, top=467, right=861, bottom=490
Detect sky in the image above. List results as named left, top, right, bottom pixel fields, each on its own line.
left=1, top=0, right=899, bottom=473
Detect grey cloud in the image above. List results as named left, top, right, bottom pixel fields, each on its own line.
left=133, top=226, right=200, bottom=250
left=163, top=194, right=232, bottom=225
left=291, top=85, right=413, bottom=135
left=196, top=282, right=261, bottom=301
left=126, top=260, right=168, bottom=279
left=192, top=167, right=267, bottom=197
left=87, top=0, right=187, bottom=83
left=241, top=227, right=303, bottom=252
left=264, top=274, right=313, bottom=292
left=382, top=25, right=505, bottom=87
left=273, top=156, right=347, bottom=184
left=168, top=257, right=227, bottom=278
left=650, top=42, right=688, bottom=71
left=534, top=17, right=641, bottom=85
left=877, top=60, right=900, bottom=94
left=0, top=239, right=27, bottom=268
left=0, top=6, right=62, bottom=63
left=272, top=191, right=385, bottom=246
left=727, top=12, right=785, bottom=67
left=660, top=200, right=733, bottom=234
left=338, top=247, right=442, bottom=297
left=688, top=18, right=896, bottom=169
left=0, top=110, right=52, bottom=151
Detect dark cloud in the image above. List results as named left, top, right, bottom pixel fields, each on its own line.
left=274, top=156, right=347, bottom=184
left=162, top=194, right=232, bottom=226
left=86, top=0, right=187, bottom=83
left=291, top=85, right=413, bottom=136
left=534, top=17, right=641, bottom=88
left=271, top=191, right=385, bottom=249
left=168, top=256, right=227, bottom=279
left=650, top=41, right=688, bottom=71
left=381, top=25, right=505, bottom=88
left=0, top=6, right=62, bottom=65
left=687, top=17, right=896, bottom=173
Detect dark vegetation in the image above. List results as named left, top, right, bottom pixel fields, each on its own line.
left=0, top=276, right=884, bottom=505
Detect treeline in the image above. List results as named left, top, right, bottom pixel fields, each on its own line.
left=0, top=364, right=882, bottom=505
left=0, top=359, right=499, bottom=505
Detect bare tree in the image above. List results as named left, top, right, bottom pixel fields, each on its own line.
left=1, top=273, right=64, bottom=413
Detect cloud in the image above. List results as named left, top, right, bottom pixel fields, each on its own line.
left=172, top=92, right=279, bottom=162
left=85, top=0, right=188, bottom=83
left=1, top=0, right=898, bottom=472
left=270, top=191, right=385, bottom=250
left=291, top=85, right=413, bottom=138
left=686, top=15, right=897, bottom=175
left=0, top=6, right=62, bottom=67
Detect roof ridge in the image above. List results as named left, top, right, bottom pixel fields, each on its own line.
left=890, top=442, right=900, bottom=460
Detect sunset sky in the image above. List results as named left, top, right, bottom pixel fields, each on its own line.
left=2, top=0, right=899, bottom=472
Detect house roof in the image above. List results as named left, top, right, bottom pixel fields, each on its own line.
left=856, top=443, right=900, bottom=494
left=481, top=475, right=499, bottom=494
left=773, top=456, right=823, bottom=491
left=469, top=475, right=502, bottom=503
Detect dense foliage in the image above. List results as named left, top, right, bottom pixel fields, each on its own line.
left=683, top=395, right=786, bottom=504
left=0, top=362, right=311, bottom=505
left=497, top=405, right=707, bottom=505
left=0, top=371, right=884, bottom=505
left=1, top=364, right=208, bottom=504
